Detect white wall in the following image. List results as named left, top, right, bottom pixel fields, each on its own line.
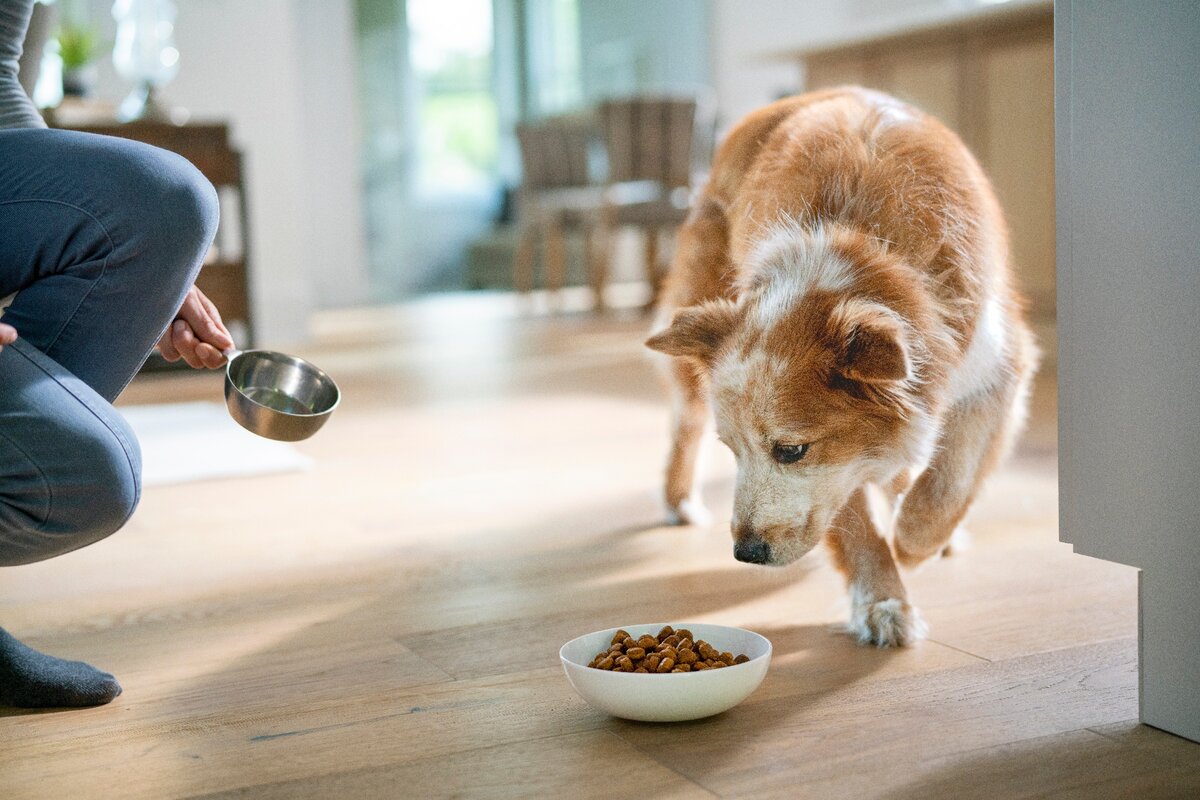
left=576, top=0, right=711, bottom=102
left=89, top=0, right=369, bottom=345
left=1056, top=0, right=1200, bottom=744
left=294, top=0, right=370, bottom=314
left=708, top=0, right=813, bottom=128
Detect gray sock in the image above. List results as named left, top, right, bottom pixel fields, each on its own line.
left=0, top=627, right=122, bottom=708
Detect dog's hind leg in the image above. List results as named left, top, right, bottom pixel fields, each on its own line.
left=827, top=487, right=925, bottom=646
left=662, top=358, right=712, bottom=525
left=893, top=330, right=1036, bottom=567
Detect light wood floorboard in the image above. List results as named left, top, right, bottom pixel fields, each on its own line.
left=1, top=294, right=1194, bottom=798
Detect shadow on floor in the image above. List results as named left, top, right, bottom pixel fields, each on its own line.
left=878, top=723, right=1200, bottom=800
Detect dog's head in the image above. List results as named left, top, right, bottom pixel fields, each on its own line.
left=648, top=278, right=935, bottom=566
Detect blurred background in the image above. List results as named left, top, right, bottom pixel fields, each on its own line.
left=20, top=0, right=1052, bottom=347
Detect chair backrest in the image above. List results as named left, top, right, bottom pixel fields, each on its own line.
left=599, top=97, right=703, bottom=189
left=515, top=113, right=594, bottom=191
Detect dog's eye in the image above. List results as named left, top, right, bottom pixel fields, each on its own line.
left=771, top=442, right=809, bottom=464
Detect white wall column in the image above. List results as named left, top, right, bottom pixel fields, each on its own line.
left=1056, top=0, right=1200, bottom=743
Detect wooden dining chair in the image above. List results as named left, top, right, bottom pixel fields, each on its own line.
left=512, top=113, right=606, bottom=303
left=595, top=95, right=715, bottom=305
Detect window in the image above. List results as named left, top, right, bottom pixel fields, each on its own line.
left=407, top=0, right=497, bottom=196
left=524, top=0, right=582, bottom=116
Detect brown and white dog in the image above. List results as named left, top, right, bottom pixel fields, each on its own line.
left=646, top=88, right=1036, bottom=646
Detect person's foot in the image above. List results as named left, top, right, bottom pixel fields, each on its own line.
left=0, top=627, right=122, bottom=708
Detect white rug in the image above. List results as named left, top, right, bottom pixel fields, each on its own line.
left=118, top=401, right=313, bottom=487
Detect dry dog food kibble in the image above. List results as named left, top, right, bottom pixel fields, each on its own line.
left=587, top=626, right=752, bottom=673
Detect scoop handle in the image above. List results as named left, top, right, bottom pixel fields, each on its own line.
left=223, top=348, right=242, bottom=364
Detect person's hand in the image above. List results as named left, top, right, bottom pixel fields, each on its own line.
left=0, top=322, right=16, bottom=355
left=157, top=285, right=235, bottom=369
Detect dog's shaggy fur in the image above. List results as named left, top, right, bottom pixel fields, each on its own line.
left=646, top=88, right=1037, bottom=646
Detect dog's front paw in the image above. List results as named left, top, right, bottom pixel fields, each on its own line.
left=846, top=596, right=927, bottom=647
left=665, top=495, right=712, bottom=527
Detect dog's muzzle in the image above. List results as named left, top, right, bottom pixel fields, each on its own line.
left=734, top=535, right=772, bottom=564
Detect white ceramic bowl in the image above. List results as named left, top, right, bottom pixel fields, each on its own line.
left=560, top=622, right=772, bottom=722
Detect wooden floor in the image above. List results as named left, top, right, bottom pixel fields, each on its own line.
left=2, top=293, right=1197, bottom=799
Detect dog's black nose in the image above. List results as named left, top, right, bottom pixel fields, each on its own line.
left=734, top=536, right=772, bottom=564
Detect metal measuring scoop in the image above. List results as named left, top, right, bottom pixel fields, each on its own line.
left=222, top=348, right=340, bottom=441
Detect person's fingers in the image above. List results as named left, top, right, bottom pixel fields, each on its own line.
left=178, top=287, right=234, bottom=351
left=172, top=319, right=206, bottom=369
left=159, top=286, right=235, bottom=367
left=158, top=327, right=182, bottom=361
left=194, top=341, right=225, bottom=369
left=176, top=291, right=205, bottom=331
left=198, top=288, right=227, bottom=330
left=175, top=322, right=226, bottom=370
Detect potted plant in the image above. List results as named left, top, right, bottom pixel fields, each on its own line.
left=57, top=22, right=101, bottom=97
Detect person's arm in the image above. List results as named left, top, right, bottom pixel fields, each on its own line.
left=157, top=285, right=235, bottom=369
left=0, top=0, right=47, bottom=130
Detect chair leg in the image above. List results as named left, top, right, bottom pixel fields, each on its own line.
left=543, top=218, right=567, bottom=308
left=585, top=224, right=607, bottom=312
left=514, top=224, right=537, bottom=295
left=643, top=226, right=662, bottom=307
left=593, top=204, right=619, bottom=311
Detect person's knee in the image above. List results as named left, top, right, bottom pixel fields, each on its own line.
left=136, top=146, right=220, bottom=266
left=0, top=409, right=141, bottom=567
left=161, top=151, right=219, bottom=247
left=72, top=412, right=143, bottom=543
left=99, top=138, right=219, bottom=277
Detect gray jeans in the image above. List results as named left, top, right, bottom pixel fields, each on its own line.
left=0, top=128, right=218, bottom=566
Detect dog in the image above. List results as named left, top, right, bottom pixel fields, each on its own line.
left=646, top=87, right=1037, bottom=646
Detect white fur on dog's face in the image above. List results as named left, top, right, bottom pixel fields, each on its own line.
left=727, top=447, right=859, bottom=565
left=713, top=349, right=870, bottom=565
left=708, top=287, right=933, bottom=566
left=647, top=225, right=940, bottom=567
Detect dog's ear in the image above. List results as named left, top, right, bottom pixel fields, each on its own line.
left=831, top=300, right=911, bottom=384
left=645, top=299, right=741, bottom=366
